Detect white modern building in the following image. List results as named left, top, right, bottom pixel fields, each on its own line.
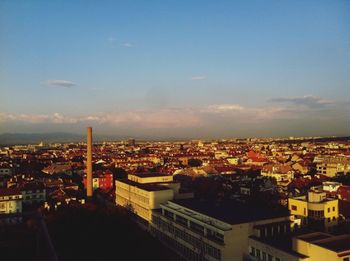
left=115, top=173, right=193, bottom=223
left=150, top=198, right=293, bottom=261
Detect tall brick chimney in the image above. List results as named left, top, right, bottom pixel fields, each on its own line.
left=86, top=127, right=93, bottom=197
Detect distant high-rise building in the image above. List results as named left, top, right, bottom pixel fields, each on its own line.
left=128, top=138, right=136, bottom=147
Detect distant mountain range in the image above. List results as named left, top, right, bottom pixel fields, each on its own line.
left=0, top=132, right=125, bottom=145
left=0, top=132, right=190, bottom=145
left=0, top=132, right=84, bottom=145
left=0, top=132, right=349, bottom=146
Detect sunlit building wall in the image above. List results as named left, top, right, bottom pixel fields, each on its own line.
left=115, top=179, right=174, bottom=222
left=0, top=188, right=23, bottom=224
left=150, top=200, right=293, bottom=261
left=248, top=232, right=350, bottom=261
left=288, top=189, right=338, bottom=232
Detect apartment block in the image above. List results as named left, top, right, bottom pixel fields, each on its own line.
left=289, top=189, right=338, bottom=232
left=150, top=198, right=292, bottom=261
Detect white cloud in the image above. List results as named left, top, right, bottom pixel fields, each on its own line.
left=269, top=95, right=334, bottom=108
left=206, top=104, right=244, bottom=113
left=44, top=80, right=76, bottom=88
left=121, top=42, right=132, bottom=47
left=191, top=75, right=206, bottom=81
left=108, top=36, right=116, bottom=42
left=0, top=112, right=49, bottom=123
left=0, top=109, right=200, bottom=129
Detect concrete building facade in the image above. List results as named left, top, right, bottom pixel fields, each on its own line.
left=150, top=199, right=292, bottom=261
left=288, top=189, right=338, bottom=232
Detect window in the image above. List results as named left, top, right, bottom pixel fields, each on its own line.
left=189, top=221, right=204, bottom=235
left=328, top=208, right=330, bottom=213
left=262, top=252, right=267, bottom=261
left=327, top=218, right=330, bottom=222
left=256, top=249, right=261, bottom=259
left=291, top=205, right=297, bottom=211
left=268, top=254, right=273, bottom=261
left=343, top=257, right=349, bottom=261
left=250, top=247, right=256, bottom=256
left=176, top=215, right=188, bottom=226
left=333, top=206, right=335, bottom=211
left=275, top=258, right=281, bottom=261
left=308, top=210, right=324, bottom=218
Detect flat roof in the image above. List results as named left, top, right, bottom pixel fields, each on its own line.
left=296, top=232, right=332, bottom=243
left=130, top=173, right=172, bottom=178
left=250, top=236, right=308, bottom=259
left=117, top=179, right=171, bottom=192
left=296, top=232, right=350, bottom=253
left=170, top=198, right=289, bottom=225
left=315, top=235, right=350, bottom=252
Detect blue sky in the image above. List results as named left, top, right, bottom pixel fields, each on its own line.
left=1, top=1, right=349, bottom=138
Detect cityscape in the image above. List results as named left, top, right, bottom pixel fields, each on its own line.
left=1, top=1, right=350, bottom=261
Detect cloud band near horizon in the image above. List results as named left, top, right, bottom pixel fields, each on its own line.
left=1, top=96, right=349, bottom=137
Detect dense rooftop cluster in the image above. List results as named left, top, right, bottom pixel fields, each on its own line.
left=1, top=136, right=350, bottom=260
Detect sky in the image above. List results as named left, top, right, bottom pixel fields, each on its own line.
left=0, top=0, right=349, bottom=139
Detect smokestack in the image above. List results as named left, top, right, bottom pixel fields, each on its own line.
left=86, top=127, right=93, bottom=197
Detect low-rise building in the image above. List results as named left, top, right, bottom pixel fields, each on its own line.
left=0, top=188, right=22, bottom=224
left=116, top=179, right=174, bottom=222
left=150, top=198, right=292, bottom=261
left=42, top=163, right=73, bottom=175
left=21, top=182, right=46, bottom=205
left=261, top=164, right=294, bottom=186
left=248, top=232, right=350, bottom=261
left=317, top=157, right=350, bottom=177
left=83, top=170, right=113, bottom=192
left=288, top=189, right=338, bottom=232
left=116, top=172, right=192, bottom=223
left=45, top=188, right=85, bottom=211
left=0, top=166, right=12, bottom=176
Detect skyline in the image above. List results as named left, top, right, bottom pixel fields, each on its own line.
left=1, top=1, right=350, bottom=138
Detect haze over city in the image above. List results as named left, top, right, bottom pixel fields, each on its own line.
left=1, top=1, right=350, bottom=138
left=2, top=2, right=350, bottom=261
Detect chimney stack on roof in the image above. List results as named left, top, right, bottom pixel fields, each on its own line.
left=86, top=127, right=93, bottom=197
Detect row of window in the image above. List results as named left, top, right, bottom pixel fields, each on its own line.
left=116, top=187, right=150, bottom=205
left=327, top=206, right=336, bottom=212
left=308, top=210, right=324, bottom=218
left=326, top=216, right=337, bottom=222
left=24, top=195, right=45, bottom=200
left=24, top=189, right=44, bottom=193
left=250, top=246, right=281, bottom=261
left=163, top=209, right=225, bottom=244
left=117, top=196, right=149, bottom=220
left=258, top=224, right=289, bottom=238
left=291, top=205, right=337, bottom=215
left=153, top=215, right=221, bottom=260
left=0, top=195, right=22, bottom=200
left=151, top=226, right=211, bottom=261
